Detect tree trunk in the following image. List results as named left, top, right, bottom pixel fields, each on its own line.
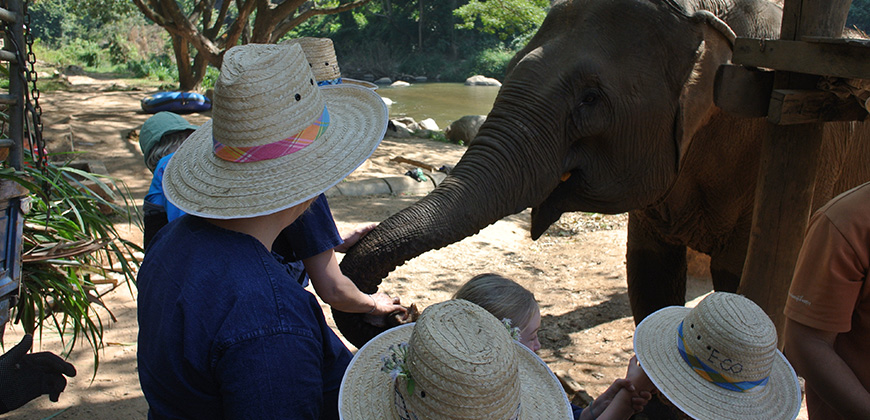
left=418, top=0, right=423, bottom=51
left=449, top=0, right=457, bottom=60
left=171, top=34, right=196, bottom=91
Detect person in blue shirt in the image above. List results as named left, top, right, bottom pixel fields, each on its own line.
left=139, top=111, right=197, bottom=247
left=137, top=43, right=391, bottom=418
left=139, top=118, right=402, bottom=319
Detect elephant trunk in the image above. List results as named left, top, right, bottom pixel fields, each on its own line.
left=336, top=121, right=558, bottom=346
left=342, top=145, right=532, bottom=284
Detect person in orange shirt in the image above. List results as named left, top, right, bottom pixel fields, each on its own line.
left=784, top=181, right=870, bottom=420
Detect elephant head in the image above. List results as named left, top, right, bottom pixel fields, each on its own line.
left=336, top=0, right=782, bottom=347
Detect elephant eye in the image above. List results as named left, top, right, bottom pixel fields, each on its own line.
left=580, top=91, right=599, bottom=105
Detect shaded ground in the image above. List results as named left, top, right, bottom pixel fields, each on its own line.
left=0, top=74, right=800, bottom=419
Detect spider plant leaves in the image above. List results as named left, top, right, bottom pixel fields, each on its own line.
left=8, top=151, right=141, bottom=373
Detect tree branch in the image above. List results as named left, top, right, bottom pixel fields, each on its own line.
left=221, top=0, right=258, bottom=54
left=131, top=0, right=165, bottom=25
left=273, top=0, right=375, bottom=41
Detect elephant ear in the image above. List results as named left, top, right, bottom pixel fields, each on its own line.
left=673, top=11, right=737, bottom=168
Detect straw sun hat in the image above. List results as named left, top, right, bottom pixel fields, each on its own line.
left=339, top=299, right=572, bottom=419
left=163, top=43, right=387, bottom=219
left=634, top=292, right=801, bottom=420
left=281, top=37, right=378, bottom=89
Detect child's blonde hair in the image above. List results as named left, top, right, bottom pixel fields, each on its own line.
left=454, top=273, right=538, bottom=331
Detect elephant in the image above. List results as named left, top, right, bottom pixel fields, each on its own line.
left=335, top=0, right=870, bottom=348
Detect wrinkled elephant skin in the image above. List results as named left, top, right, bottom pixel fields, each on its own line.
left=335, top=0, right=870, bottom=348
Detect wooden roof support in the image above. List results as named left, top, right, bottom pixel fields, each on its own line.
left=737, top=0, right=855, bottom=341
left=769, top=89, right=868, bottom=125
left=733, top=38, right=870, bottom=81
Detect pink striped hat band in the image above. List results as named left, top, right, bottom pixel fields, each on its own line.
left=212, top=105, right=330, bottom=163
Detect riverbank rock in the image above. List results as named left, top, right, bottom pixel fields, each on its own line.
left=374, top=77, right=392, bottom=85
left=391, top=80, right=411, bottom=87
left=418, top=118, right=440, bottom=131
left=414, top=76, right=428, bottom=83
left=387, top=120, right=413, bottom=138
left=465, top=75, right=502, bottom=86
left=445, top=115, right=486, bottom=144
left=381, top=97, right=394, bottom=106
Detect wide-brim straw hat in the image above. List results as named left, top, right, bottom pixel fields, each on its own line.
left=281, top=37, right=379, bottom=89
left=339, top=300, right=571, bottom=419
left=634, top=292, right=801, bottom=420
left=164, top=43, right=387, bottom=219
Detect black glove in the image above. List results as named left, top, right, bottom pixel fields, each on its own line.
left=0, top=334, right=76, bottom=413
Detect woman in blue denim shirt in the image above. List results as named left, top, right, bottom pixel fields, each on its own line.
left=137, top=43, right=389, bottom=419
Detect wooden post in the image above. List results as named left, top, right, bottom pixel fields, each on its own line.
left=737, top=0, right=853, bottom=340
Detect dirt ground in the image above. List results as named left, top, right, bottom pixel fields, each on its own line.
left=0, top=74, right=805, bottom=419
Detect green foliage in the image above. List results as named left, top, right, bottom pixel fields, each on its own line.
left=29, top=0, right=548, bottom=84
left=848, top=0, right=870, bottom=33
left=470, top=47, right=513, bottom=79
left=201, top=66, right=221, bottom=91
left=28, top=0, right=139, bottom=49
left=0, top=152, right=141, bottom=369
left=314, top=1, right=528, bottom=82
left=420, top=129, right=463, bottom=146
left=27, top=0, right=75, bottom=46
left=68, top=0, right=137, bottom=25
left=454, top=0, right=549, bottom=41
left=35, top=38, right=106, bottom=68
left=126, top=54, right=178, bottom=81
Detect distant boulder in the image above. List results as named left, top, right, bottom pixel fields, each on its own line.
left=464, top=75, right=501, bottom=86
left=391, top=80, right=411, bottom=87
left=374, top=77, right=392, bottom=85
left=64, top=65, right=85, bottom=75
left=387, top=120, right=412, bottom=138
left=418, top=118, right=440, bottom=132
left=394, top=116, right=417, bottom=126
left=381, top=97, right=394, bottom=106
left=445, top=115, right=486, bottom=144
left=414, top=76, right=428, bottom=83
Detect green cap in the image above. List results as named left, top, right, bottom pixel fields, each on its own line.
left=139, top=112, right=199, bottom=164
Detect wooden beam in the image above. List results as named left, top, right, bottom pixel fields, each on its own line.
left=768, top=89, right=869, bottom=125
left=714, top=65, right=775, bottom=118
left=732, top=38, right=870, bottom=80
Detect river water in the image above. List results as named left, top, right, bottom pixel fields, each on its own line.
left=376, top=83, right=500, bottom=131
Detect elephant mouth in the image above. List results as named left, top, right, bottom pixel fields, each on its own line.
left=530, top=170, right=578, bottom=239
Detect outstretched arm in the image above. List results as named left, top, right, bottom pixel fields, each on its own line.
left=591, top=356, right=654, bottom=420
left=785, top=318, right=870, bottom=419
left=304, top=249, right=405, bottom=316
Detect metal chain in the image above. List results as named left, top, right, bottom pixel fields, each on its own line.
left=21, top=0, right=46, bottom=172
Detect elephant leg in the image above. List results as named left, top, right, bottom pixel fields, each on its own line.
left=626, top=211, right=688, bottom=325
left=709, top=218, right=751, bottom=292
left=709, top=255, right=742, bottom=292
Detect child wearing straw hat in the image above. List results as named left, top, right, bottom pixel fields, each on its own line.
left=137, top=43, right=388, bottom=419
left=340, top=299, right=576, bottom=419
left=280, top=37, right=378, bottom=89
left=139, top=42, right=405, bottom=319
left=632, top=292, right=803, bottom=420
left=455, top=273, right=652, bottom=420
